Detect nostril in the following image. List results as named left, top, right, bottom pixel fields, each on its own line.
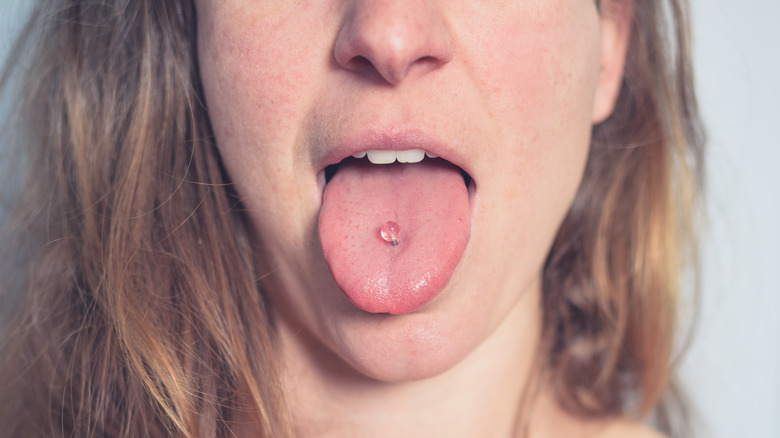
left=344, top=55, right=375, bottom=75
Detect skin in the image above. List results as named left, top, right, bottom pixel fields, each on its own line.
left=195, top=0, right=657, bottom=436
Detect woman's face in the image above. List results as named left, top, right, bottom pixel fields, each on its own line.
left=195, top=0, right=628, bottom=381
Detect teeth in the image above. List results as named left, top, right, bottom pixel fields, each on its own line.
left=359, top=149, right=433, bottom=164
left=425, top=151, right=438, bottom=159
left=366, top=150, right=397, bottom=164
left=396, top=149, right=425, bottom=163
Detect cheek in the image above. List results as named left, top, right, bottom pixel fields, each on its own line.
left=480, top=5, right=600, bottom=181
left=196, top=5, right=321, bottom=179
left=201, top=15, right=290, bottom=127
left=478, top=6, right=600, bottom=131
left=196, top=4, right=334, bottom=242
left=461, top=3, right=601, bottom=282
left=195, top=5, right=334, bottom=263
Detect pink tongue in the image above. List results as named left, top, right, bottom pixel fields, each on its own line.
left=319, top=158, right=470, bottom=314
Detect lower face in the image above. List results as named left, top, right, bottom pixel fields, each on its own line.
left=195, top=0, right=603, bottom=381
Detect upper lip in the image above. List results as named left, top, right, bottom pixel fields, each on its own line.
left=316, top=128, right=473, bottom=178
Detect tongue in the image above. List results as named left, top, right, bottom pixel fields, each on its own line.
left=319, top=158, right=470, bottom=314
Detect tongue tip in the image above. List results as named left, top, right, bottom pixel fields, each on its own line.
left=339, top=280, right=442, bottom=315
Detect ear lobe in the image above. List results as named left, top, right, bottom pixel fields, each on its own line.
left=591, top=0, right=634, bottom=124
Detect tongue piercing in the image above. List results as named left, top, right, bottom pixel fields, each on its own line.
left=380, top=221, right=400, bottom=247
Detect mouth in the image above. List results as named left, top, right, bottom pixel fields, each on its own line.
left=323, top=149, right=473, bottom=188
left=317, top=134, right=474, bottom=315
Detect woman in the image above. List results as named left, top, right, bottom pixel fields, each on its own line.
left=0, top=0, right=704, bottom=436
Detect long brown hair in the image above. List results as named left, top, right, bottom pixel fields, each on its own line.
left=0, top=1, right=704, bottom=437
left=543, top=0, right=703, bottom=431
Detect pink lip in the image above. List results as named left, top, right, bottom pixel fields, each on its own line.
left=317, top=128, right=473, bottom=179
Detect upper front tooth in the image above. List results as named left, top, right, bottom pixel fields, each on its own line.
left=360, top=149, right=433, bottom=164
left=366, top=150, right=397, bottom=164
left=396, top=149, right=425, bottom=163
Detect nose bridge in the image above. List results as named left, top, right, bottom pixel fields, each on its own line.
left=335, top=0, right=453, bottom=85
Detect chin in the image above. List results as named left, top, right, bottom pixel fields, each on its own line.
left=331, top=310, right=487, bottom=383
left=296, top=272, right=509, bottom=384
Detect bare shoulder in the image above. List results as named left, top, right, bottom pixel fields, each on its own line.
left=599, top=419, right=666, bottom=438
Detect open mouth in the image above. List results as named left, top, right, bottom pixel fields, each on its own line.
left=318, top=146, right=473, bottom=315
left=323, top=149, right=473, bottom=188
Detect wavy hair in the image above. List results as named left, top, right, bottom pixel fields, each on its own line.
left=543, top=0, right=703, bottom=431
left=0, top=0, right=703, bottom=437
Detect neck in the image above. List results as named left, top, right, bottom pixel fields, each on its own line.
left=276, top=293, right=545, bottom=438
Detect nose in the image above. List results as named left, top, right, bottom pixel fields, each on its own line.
left=334, top=0, right=454, bottom=85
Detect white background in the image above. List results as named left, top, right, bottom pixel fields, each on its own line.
left=682, top=1, right=780, bottom=437
left=2, top=1, right=778, bottom=437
